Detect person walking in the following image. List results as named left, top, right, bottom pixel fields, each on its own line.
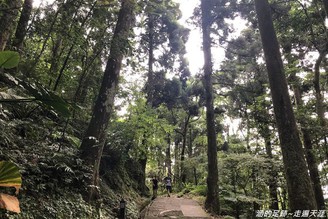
left=163, top=175, right=172, bottom=197
left=151, top=176, right=158, bottom=200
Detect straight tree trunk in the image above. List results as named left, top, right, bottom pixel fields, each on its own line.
left=74, top=32, right=106, bottom=104
left=165, top=134, right=172, bottom=176
left=53, top=1, right=97, bottom=91
left=255, top=0, right=317, bottom=210
left=313, top=52, right=328, bottom=158
left=79, top=0, right=135, bottom=201
left=0, top=0, right=22, bottom=51
left=322, top=0, right=328, bottom=17
left=29, top=2, right=61, bottom=73
left=138, top=141, right=148, bottom=195
left=201, top=0, right=220, bottom=214
left=12, top=0, right=33, bottom=50
left=74, top=52, right=102, bottom=104
left=264, top=138, right=279, bottom=210
left=180, top=114, right=190, bottom=184
left=47, top=37, right=63, bottom=88
left=256, top=108, right=279, bottom=210
left=314, top=52, right=326, bottom=128
left=290, top=74, right=326, bottom=209
left=174, top=138, right=181, bottom=184
left=146, top=13, right=155, bottom=106
left=254, top=101, right=279, bottom=210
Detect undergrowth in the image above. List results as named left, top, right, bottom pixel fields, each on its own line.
left=0, top=101, right=148, bottom=218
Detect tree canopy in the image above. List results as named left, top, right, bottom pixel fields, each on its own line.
left=0, top=0, right=327, bottom=218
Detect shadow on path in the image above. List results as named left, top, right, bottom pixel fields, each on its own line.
left=141, top=195, right=212, bottom=219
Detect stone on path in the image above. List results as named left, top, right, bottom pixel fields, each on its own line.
left=142, top=196, right=211, bottom=219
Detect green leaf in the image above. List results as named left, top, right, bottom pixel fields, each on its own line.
left=0, top=73, right=72, bottom=117
left=0, top=51, right=20, bottom=69
left=20, top=80, right=71, bottom=117
left=0, top=161, right=22, bottom=194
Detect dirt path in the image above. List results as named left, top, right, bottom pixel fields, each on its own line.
left=141, top=196, right=212, bottom=218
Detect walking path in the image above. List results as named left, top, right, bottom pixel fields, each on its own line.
left=142, top=196, right=212, bottom=218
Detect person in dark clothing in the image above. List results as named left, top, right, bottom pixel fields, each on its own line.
left=151, top=176, right=158, bottom=199
left=163, top=175, right=172, bottom=197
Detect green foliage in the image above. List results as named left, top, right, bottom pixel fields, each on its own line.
left=1, top=73, right=73, bottom=118
left=122, top=97, right=175, bottom=160
left=0, top=161, right=22, bottom=190
left=218, top=152, right=282, bottom=217
left=0, top=51, right=20, bottom=69
left=0, top=106, right=146, bottom=218
left=1, top=0, right=327, bottom=217
left=178, top=183, right=207, bottom=197
left=0, top=49, right=73, bottom=118
left=190, top=185, right=207, bottom=196
left=0, top=161, right=22, bottom=213
left=20, top=80, right=72, bottom=118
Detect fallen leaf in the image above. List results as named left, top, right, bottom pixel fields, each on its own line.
left=0, top=193, right=20, bottom=213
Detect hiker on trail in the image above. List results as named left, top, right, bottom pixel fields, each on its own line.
left=151, top=176, right=158, bottom=199
left=163, top=175, right=172, bottom=197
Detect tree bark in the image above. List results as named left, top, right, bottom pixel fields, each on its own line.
left=264, top=138, right=279, bottom=210
left=146, top=13, right=155, bottom=106
left=322, top=0, right=328, bottom=17
left=12, top=0, right=33, bottom=51
left=79, top=0, right=135, bottom=201
left=165, top=134, right=172, bottom=176
left=47, top=37, right=63, bottom=88
left=0, top=0, right=22, bottom=51
left=290, top=74, right=326, bottom=209
left=174, top=138, right=180, bottom=184
left=201, top=0, right=220, bottom=214
left=313, top=52, right=328, bottom=158
left=255, top=0, right=317, bottom=210
left=314, top=52, right=326, bottom=127
left=180, top=114, right=190, bottom=184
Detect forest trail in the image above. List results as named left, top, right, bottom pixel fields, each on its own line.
left=142, top=196, right=212, bottom=218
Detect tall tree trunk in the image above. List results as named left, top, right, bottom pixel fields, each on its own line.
left=280, top=187, right=288, bottom=210
left=254, top=97, right=279, bottom=210
left=180, top=114, right=190, bottom=184
left=255, top=0, right=317, bottom=210
left=188, top=128, right=193, bottom=157
left=139, top=141, right=148, bottom=195
left=201, top=0, right=220, bottom=214
left=146, top=13, right=155, bottom=106
left=290, top=74, right=326, bottom=209
left=322, top=0, right=328, bottom=17
left=79, top=0, right=135, bottom=201
left=47, top=37, right=63, bottom=88
left=53, top=1, right=97, bottom=91
left=74, top=55, right=102, bottom=104
left=313, top=52, right=328, bottom=158
left=12, top=0, right=33, bottom=51
left=314, top=52, right=326, bottom=127
left=232, top=171, right=239, bottom=219
left=174, top=138, right=181, bottom=184
left=264, top=137, right=279, bottom=210
left=74, top=39, right=105, bottom=104
left=0, top=0, right=22, bottom=51
left=251, top=168, right=260, bottom=216
left=165, top=134, right=172, bottom=176
left=29, top=2, right=61, bottom=73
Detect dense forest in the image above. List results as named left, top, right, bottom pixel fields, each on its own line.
left=0, top=0, right=327, bottom=218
